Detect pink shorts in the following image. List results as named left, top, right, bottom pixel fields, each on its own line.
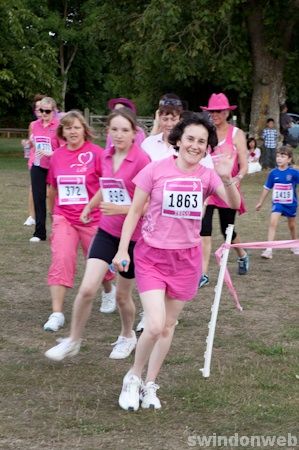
left=48, top=215, right=114, bottom=288
left=134, top=239, right=202, bottom=301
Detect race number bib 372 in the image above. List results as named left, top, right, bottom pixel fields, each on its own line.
left=162, top=178, right=203, bottom=220
left=57, top=175, right=89, bottom=205
left=100, top=178, right=132, bottom=205
left=272, top=183, right=293, bottom=204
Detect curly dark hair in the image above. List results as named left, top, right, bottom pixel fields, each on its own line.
left=168, top=112, right=218, bottom=151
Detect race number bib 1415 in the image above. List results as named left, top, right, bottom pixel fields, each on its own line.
left=162, top=178, right=203, bottom=220
left=57, top=175, right=89, bottom=205
left=272, top=183, right=293, bottom=204
left=100, top=178, right=132, bottom=205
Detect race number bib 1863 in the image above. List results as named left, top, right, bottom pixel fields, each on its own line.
left=162, top=178, right=203, bottom=220
left=100, top=178, right=132, bottom=205
left=272, top=183, right=293, bottom=204
left=57, top=175, right=89, bottom=205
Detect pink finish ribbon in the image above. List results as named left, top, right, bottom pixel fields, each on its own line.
left=215, top=240, right=299, bottom=311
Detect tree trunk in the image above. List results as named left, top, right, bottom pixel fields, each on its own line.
left=247, top=3, right=283, bottom=139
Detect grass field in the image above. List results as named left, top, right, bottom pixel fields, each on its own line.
left=0, top=139, right=298, bottom=450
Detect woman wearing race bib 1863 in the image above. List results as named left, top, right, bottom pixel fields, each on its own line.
left=44, top=107, right=150, bottom=362
left=112, top=112, right=241, bottom=411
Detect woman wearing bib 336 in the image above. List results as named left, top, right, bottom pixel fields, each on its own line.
left=112, top=113, right=241, bottom=411
left=45, top=108, right=150, bottom=361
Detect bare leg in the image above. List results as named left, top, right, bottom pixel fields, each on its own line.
left=232, top=235, right=247, bottom=258
left=116, top=276, right=135, bottom=338
left=145, top=297, right=185, bottom=382
left=50, top=285, right=67, bottom=312
left=287, top=217, right=297, bottom=240
left=130, top=290, right=166, bottom=378
left=267, top=212, right=281, bottom=242
left=102, top=279, right=112, bottom=293
left=201, top=236, right=212, bottom=274
left=70, top=259, right=108, bottom=341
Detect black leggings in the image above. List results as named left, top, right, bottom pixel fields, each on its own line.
left=31, top=165, right=48, bottom=240
left=200, top=205, right=237, bottom=241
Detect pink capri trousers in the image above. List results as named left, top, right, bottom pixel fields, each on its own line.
left=48, top=215, right=114, bottom=287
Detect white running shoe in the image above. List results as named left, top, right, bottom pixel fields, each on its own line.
left=44, top=337, right=81, bottom=362
left=140, top=381, right=161, bottom=409
left=291, top=247, right=299, bottom=255
left=136, top=312, right=145, bottom=332
left=261, top=249, right=272, bottom=259
left=100, top=284, right=116, bottom=313
left=24, top=216, right=36, bottom=226
left=109, top=331, right=137, bottom=359
left=29, top=236, right=41, bottom=243
left=119, top=371, right=141, bottom=411
left=43, top=312, right=65, bottom=332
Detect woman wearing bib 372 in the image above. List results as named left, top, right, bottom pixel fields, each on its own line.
left=43, top=111, right=115, bottom=332
left=45, top=108, right=150, bottom=362
left=112, top=113, right=241, bottom=411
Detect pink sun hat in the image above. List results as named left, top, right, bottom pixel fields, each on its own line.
left=200, top=93, right=237, bottom=111
left=107, top=97, right=137, bottom=113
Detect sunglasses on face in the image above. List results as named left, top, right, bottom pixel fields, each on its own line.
left=159, top=98, right=183, bottom=107
left=39, top=108, right=52, bottom=114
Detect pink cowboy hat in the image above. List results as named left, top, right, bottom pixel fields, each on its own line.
left=200, top=93, right=237, bottom=111
left=107, top=97, right=137, bottom=113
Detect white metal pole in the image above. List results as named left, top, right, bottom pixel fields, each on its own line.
left=200, top=224, right=235, bottom=378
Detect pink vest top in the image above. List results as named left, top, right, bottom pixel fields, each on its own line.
left=207, top=125, right=246, bottom=214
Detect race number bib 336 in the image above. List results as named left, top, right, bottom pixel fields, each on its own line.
left=57, top=175, right=89, bottom=205
left=100, top=178, right=132, bottom=205
left=272, top=183, right=293, bottom=204
left=162, top=178, right=203, bottom=220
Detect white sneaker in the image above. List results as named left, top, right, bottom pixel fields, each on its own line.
left=119, top=371, right=141, bottom=411
left=29, top=236, right=41, bottom=243
left=136, top=312, right=145, bottom=332
left=140, top=381, right=161, bottom=409
left=291, top=247, right=299, bottom=255
left=100, top=284, right=116, bottom=313
left=109, top=331, right=137, bottom=359
left=24, top=216, right=36, bottom=226
left=44, top=337, right=81, bottom=362
left=261, top=249, right=272, bottom=259
left=43, top=312, right=65, bottom=332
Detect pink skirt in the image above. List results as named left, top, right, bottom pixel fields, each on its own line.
left=134, top=239, right=202, bottom=301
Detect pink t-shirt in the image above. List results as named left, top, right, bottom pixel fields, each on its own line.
left=99, top=143, right=150, bottom=241
left=133, top=156, right=222, bottom=249
left=207, top=125, right=246, bottom=213
left=29, top=118, right=61, bottom=169
left=48, top=142, right=103, bottom=226
left=105, top=126, right=146, bottom=150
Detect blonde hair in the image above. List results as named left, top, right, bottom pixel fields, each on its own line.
left=40, top=97, right=57, bottom=111
left=57, top=110, right=94, bottom=141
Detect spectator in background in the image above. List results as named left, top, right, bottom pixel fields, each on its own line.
left=105, top=97, right=146, bottom=149
left=280, top=104, right=292, bottom=145
left=247, top=137, right=262, bottom=174
left=141, top=93, right=183, bottom=161
left=262, top=118, right=278, bottom=169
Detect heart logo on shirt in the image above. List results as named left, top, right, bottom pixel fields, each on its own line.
left=78, top=152, right=93, bottom=165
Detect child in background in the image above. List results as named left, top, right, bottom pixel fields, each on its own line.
left=261, top=118, right=278, bottom=169
left=247, top=137, right=261, bottom=174
left=256, top=146, right=299, bottom=258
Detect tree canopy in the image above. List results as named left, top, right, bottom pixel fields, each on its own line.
left=0, top=0, right=299, bottom=134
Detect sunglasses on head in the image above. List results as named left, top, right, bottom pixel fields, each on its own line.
left=159, top=98, right=183, bottom=107
left=39, top=108, right=52, bottom=114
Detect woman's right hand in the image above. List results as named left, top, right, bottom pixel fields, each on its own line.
left=112, top=251, right=130, bottom=272
left=80, top=205, right=92, bottom=224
